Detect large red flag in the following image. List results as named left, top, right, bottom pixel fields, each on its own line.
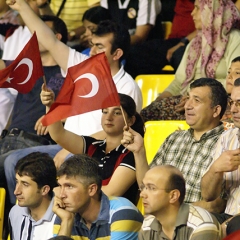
left=41, top=52, right=120, bottom=126
left=0, top=32, right=44, bottom=93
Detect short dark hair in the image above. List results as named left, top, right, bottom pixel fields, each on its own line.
left=164, top=165, right=186, bottom=204
left=231, top=56, right=240, bottom=63
left=57, top=154, right=102, bottom=194
left=40, top=15, right=68, bottom=44
left=94, top=20, right=130, bottom=61
left=119, top=93, right=145, bottom=137
left=82, top=6, right=112, bottom=24
left=190, top=78, right=228, bottom=118
left=15, top=152, right=57, bottom=198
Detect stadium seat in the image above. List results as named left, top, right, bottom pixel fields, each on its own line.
left=144, top=121, right=189, bottom=163
left=161, top=21, right=172, bottom=39
left=136, top=120, right=189, bottom=214
left=135, top=74, right=175, bottom=108
left=0, top=188, right=6, bottom=239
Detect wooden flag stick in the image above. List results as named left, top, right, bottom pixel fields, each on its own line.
left=120, top=105, right=128, bottom=128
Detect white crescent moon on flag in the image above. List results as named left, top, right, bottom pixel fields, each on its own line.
left=74, top=73, right=99, bottom=98
left=15, top=58, right=33, bottom=85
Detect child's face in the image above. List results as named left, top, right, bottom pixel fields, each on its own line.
left=226, top=61, right=240, bottom=94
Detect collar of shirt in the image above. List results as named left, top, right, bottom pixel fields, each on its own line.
left=189, top=122, right=224, bottom=141
left=92, top=138, right=129, bottom=154
left=76, top=192, right=110, bottom=227
left=22, top=198, right=55, bottom=225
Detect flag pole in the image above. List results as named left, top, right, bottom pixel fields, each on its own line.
left=43, top=75, right=47, bottom=87
left=120, top=105, right=128, bottom=128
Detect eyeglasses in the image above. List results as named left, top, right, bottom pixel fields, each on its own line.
left=139, top=184, right=172, bottom=192
left=228, top=99, right=240, bottom=108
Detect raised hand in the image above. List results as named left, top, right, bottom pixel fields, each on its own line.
left=40, top=83, right=55, bottom=108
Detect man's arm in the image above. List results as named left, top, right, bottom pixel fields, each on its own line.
left=201, top=149, right=240, bottom=201
left=131, top=24, right=152, bottom=45
left=7, top=0, right=69, bottom=72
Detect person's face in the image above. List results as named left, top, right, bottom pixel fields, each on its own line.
left=140, top=168, right=171, bottom=217
left=185, top=86, right=217, bottom=131
left=57, top=175, right=91, bottom=214
left=83, top=19, right=98, bottom=42
left=14, top=174, right=43, bottom=208
left=89, top=33, right=117, bottom=66
left=230, top=86, right=240, bottom=128
left=191, top=0, right=201, bottom=30
left=101, top=106, right=133, bottom=136
left=226, top=61, right=240, bottom=94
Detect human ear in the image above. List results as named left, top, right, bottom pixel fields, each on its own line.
left=169, top=190, right=180, bottom=204
left=113, top=48, right=123, bottom=61
left=128, top=115, right=136, bottom=127
left=41, top=185, right=50, bottom=196
left=88, top=184, right=98, bottom=196
left=213, top=105, right=221, bottom=118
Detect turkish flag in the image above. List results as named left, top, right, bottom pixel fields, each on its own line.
left=41, top=52, right=120, bottom=126
left=0, top=32, right=44, bottom=93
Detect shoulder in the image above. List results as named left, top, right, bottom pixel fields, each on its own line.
left=220, top=127, right=238, bottom=139
left=188, top=204, right=220, bottom=227
left=9, top=205, right=25, bottom=222
left=108, top=196, right=143, bottom=220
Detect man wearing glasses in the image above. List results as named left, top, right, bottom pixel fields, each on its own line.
left=138, top=165, right=222, bottom=240
left=201, top=78, right=240, bottom=237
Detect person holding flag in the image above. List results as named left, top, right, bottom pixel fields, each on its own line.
left=41, top=81, right=144, bottom=204
left=0, top=15, right=68, bottom=239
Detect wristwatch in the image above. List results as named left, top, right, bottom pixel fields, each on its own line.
left=180, top=37, right=189, bottom=46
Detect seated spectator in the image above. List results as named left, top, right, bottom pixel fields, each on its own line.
left=40, top=92, right=144, bottom=205
left=140, top=0, right=240, bottom=122
left=138, top=165, right=222, bottom=240
left=4, top=0, right=142, bottom=205
left=222, top=56, right=240, bottom=124
left=80, top=6, right=112, bottom=55
left=0, top=14, right=67, bottom=187
left=0, top=0, right=39, bottom=137
left=36, top=0, right=100, bottom=47
left=52, top=154, right=143, bottom=239
left=100, top=0, right=162, bottom=45
left=121, top=78, right=228, bottom=212
left=124, top=0, right=196, bottom=78
left=9, top=152, right=57, bottom=240
left=201, top=78, right=240, bottom=237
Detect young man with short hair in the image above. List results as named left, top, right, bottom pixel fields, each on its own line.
left=9, top=152, right=57, bottom=240
left=53, top=154, right=143, bottom=239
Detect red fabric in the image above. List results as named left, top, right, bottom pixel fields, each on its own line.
left=168, top=0, right=195, bottom=39
left=224, top=230, right=240, bottom=240
left=41, top=52, right=120, bottom=126
left=0, top=32, right=44, bottom=93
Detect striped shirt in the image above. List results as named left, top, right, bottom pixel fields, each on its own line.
left=53, top=192, right=143, bottom=240
left=210, top=127, right=240, bottom=215
left=9, top=199, right=56, bottom=240
left=138, top=203, right=222, bottom=240
left=50, top=0, right=99, bottom=31
left=150, top=124, right=224, bottom=203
